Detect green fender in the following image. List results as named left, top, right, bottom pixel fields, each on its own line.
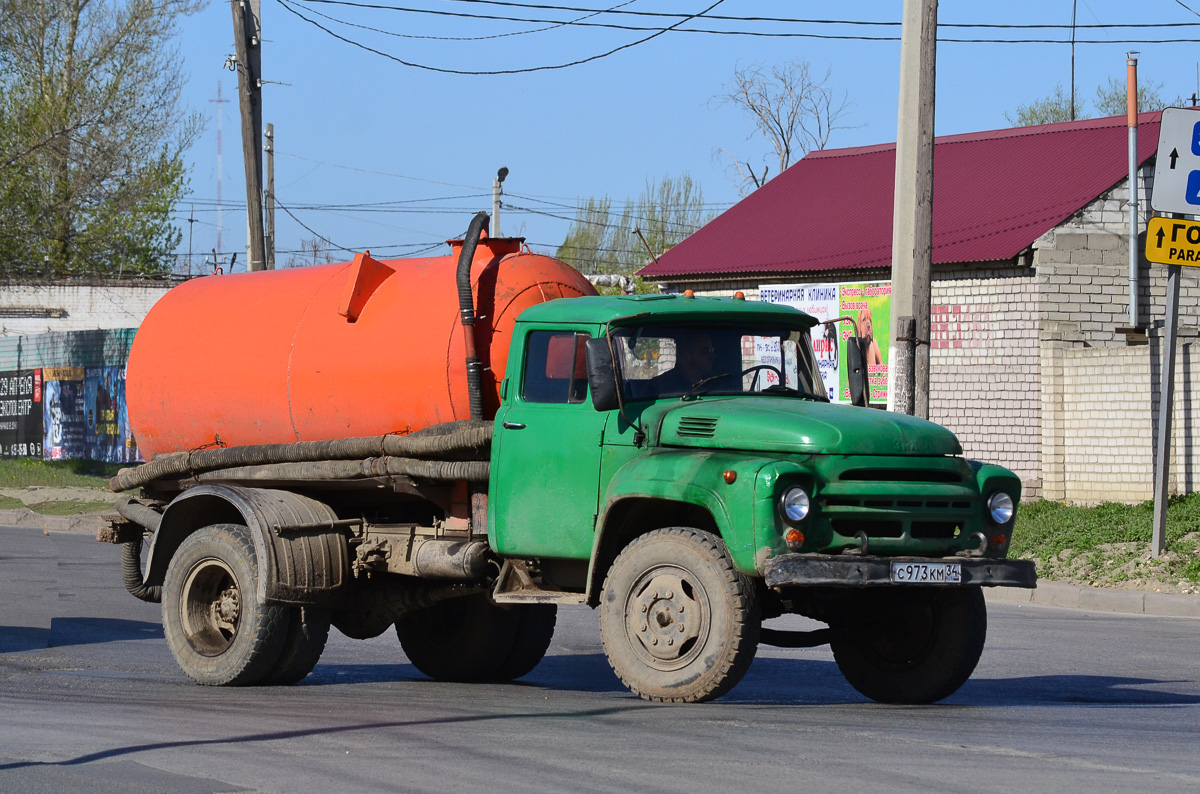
left=584, top=449, right=765, bottom=603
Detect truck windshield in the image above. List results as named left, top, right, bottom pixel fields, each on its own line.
left=611, top=323, right=827, bottom=402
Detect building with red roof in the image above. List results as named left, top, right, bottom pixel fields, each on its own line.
left=640, top=113, right=1200, bottom=504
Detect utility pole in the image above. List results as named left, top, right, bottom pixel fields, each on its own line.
left=265, top=123, right=275, bottom=269
left=890, top=0, right=938, bottom=419
left=231, top=0, right=266, bottom=271
left=493, top=166, right=509, bottom=236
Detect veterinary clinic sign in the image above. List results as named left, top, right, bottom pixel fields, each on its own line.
left=760, top=281, right=892, bottom=405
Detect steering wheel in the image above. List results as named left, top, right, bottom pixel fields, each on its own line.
left=741, top=364, right=784, bottom=392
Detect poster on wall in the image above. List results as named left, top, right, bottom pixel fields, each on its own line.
left=84, top=366, right=139, bottom=463
left=43, top=367, right=87, bottom=460
left=0, top=369, right=44, bottom=458
left=760, top=281, right=893, bottom=405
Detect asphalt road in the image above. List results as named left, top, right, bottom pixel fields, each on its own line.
left=1, top=527, right=1198, bottom=794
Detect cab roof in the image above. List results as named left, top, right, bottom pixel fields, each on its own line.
left=515, top=294, right=818, bottom=328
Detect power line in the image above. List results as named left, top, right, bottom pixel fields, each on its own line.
left=287, top=0, right=1200, bottom=45
left=304, top=0, right=1200, bottom=29
left=278, top=0, right=730, bottom=74
left=274, top=199, right=354, bottom=252
left=297, top=0, right=642, bottom=42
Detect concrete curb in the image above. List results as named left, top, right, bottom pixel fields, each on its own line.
left=0, top=508, right=111, bottom=535
left=986, top=580, right=1200, bottom=618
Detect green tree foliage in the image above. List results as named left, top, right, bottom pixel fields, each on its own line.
left=555, top=174, right=715, bottom=287
left=1006, top=79, right=1177, bottom=127
left=0, top=0, right=204, bottom=278
left=1093, top=76, right=1174, bottom=117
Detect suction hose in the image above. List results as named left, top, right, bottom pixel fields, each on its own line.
left=457, top=211, right=490, bottom=421
left=117, top=495, right=163, bottom=602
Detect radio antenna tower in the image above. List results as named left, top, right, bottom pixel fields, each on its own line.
left=208, top=82, right=230, bottom=257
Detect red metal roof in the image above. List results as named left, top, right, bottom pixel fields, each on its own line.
left=640, top=112, right=1162, bottom=279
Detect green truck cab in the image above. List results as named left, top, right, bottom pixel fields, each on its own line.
left=488, top=293, right=1034, bottom=703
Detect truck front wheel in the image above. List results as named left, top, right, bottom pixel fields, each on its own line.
left=830, top=586, right=987, bottom=704
left=162, top=524, right=289, bottom=686
left=598, top=527, right=760, bottom=703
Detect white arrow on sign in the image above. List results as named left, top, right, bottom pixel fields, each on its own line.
left=1152, top=107, right=1200, bottom=216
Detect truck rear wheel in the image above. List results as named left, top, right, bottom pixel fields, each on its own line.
left=496, top=604, right=557, bottom=681
left=830, top=587, right=987, bottom=704
left=162, top=524, right=289, bottom=686
left=396, top=596, right=558, bottom=682
left=260, top=607, right=331, bottom=686
left=598, top=527, right=760, bottom=703
left=396, top=594, right=516, bottom=682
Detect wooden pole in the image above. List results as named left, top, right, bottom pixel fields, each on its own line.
left=231, top=0, right=266, bottom=271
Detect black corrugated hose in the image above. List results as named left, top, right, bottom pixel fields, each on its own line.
left=109, top=420, right=492, bottom=493
left=121, top=537, right=162, bottom=603
left=457, top=211, right=490, bottom=421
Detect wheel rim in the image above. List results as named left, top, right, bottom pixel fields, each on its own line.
left=179, top=557, right=242, bottom=657
left=623, top=565, right=711, bottom=671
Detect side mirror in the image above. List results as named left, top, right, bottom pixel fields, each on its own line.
left=846, top=336, right=869, bottom=408
left=585, top=337, right=620, bottom=412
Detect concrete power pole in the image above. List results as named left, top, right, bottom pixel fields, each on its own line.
left=493, top=166, right=508, bottom=236
left=265, top=123, right=275, bottom=270
left=890, top=0, right=938, bottom=418
left=231, top=0, right=266, bottom=271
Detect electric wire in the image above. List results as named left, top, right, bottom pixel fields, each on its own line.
left=277, top=0, right=729, bottom=75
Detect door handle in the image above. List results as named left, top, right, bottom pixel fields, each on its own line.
left=502, top=421, right=526, bottom=430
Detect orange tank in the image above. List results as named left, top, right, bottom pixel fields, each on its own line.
left=126, top=236, right=596, bottom=460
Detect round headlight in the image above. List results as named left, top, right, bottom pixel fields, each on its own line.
left=987, top=491, right=1014, bottom=524
left=781, top=487, right=811, bottom=523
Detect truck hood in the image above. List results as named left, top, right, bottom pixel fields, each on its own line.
left=651, top=397, right=962, bottom=457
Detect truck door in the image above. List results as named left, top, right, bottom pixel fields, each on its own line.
left=491, top=329, right=604, bottom=559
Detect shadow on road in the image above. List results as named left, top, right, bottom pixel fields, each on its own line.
left=0, top=618, right=162, bottom=653
left=0, top=704, right=653, bottom=772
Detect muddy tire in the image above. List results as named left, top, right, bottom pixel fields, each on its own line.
left=396, top=593, right=519, bottom=682
left=162, top=524, right=289, bottom=686
left=495, top=605, right=557, bottom=681
left=830, top=587, right=987, bottom=704
left=260, top=607, right=331, bottom=686
left=598, top=527, right=760, bottom=703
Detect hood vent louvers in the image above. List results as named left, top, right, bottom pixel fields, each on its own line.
left=676, top=416, right=719, bottom=438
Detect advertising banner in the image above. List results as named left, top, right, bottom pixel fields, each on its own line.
left=84, top=366, right=138, bottom=463
left=43, top=367, right=87, bottom=460
left=760, top=281, right=892, bottom=405
left=0, top=369, right=44, bottom=458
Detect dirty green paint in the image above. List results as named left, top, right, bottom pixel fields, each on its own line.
left=488, top=303, right=1021, bottom=577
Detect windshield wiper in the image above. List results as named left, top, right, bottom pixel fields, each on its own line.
left=763, top=384, right=829, bottom=402
left=682, top=372, right=733, bottom=400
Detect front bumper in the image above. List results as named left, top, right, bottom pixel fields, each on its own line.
left=764, top=553, right=1037, bottom=589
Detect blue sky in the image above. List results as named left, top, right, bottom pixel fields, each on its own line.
left=171, top=0, right=1200, bottom=271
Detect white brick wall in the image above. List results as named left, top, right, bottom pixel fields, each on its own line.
left=0, top=281, right=172, bottom=337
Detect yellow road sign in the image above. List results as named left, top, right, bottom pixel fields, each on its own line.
left=1146, top=217, right=1200, bottom=266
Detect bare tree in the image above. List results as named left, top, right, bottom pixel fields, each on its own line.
left=286, top=237, right=334, bottom=268
left=714, top=60, right=851, bottom=194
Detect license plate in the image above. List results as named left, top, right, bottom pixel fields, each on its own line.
left=890, top=561, right=962, bottom=584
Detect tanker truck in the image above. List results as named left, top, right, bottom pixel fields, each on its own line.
left=102, top=212, right=1034, bottom=704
